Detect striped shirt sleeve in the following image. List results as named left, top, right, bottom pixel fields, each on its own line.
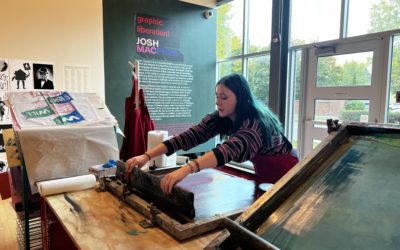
left=212, top=119, right=264, bottom=166
left=162, top=114, right=219, bottom=155
left=212, top=119, right=292, bottom=167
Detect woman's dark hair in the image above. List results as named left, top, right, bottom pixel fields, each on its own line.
left=215, top=73, right=283, bottom=147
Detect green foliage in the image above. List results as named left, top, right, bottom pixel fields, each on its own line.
left=218, top=60, right=242, bottom=79
left=389, top=39, right=400, bottom=100
left=247, top=56, right=270, bottom=104
left=388, top=111, right=400, bottom=124
left=217, top=3, right=269, bottom=103
left=339, top=110, right=369, bottom=122
left=341, top=61, right=371, bottom=85
left=369, top=0, right=400, bottom=33
left=317, top=57, right=342, bottom=86
left=344, top=100, right=366, bottom=110
left=216, top=0, right=400, bottom=109
left=216, top=4, right=242, bottom=59
left=369, top=0, right=400, bottom=99
left=293, top=50, right=302, bottom=100
left=340, top=101, right=368, bottom=121
left=317, top=57, right=371, bottom=87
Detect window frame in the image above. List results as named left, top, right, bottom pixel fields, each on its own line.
left=216, top=0, right=274, bottom=105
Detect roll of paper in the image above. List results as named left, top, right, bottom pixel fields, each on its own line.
left=37, top=174, right=96, bottom=196
left=166, top=153, right=177, bottom=167
left=176, top=156, right=189, bottom=165
left=147, top=130, right=168, bottom=167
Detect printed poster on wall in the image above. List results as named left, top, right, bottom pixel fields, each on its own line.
left=9, top=59, right=33, bottom=91
left=33, top=63, right=55, bottom=90
left=132, top=12, right=215, bottom=154
left=135, top=13, right=195, bottom=137
left=0, top=91, right=11, bottom=124
left=7, top=59, right=55, bottom=91
left=0, top=58, right=55, bottom=126
left=0, top=59, right=10, bottom=91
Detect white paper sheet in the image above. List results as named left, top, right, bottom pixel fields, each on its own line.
left=7, top=91, right=119, bottom=194
left=18, top=125, right=118, bottom=194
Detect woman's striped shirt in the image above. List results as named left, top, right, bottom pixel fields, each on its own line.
left=162, top=113, right=293, bottom=167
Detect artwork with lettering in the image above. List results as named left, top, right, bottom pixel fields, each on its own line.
left=0, top=58, right=10, bottom=91
left=3, top=58, right=55, bottom=91
left=9, top=59, right=34, bottom=91
left=0, top=91, right=11, bottom=124
left=130, top=9, right=216, bottom=153
left=135, top=13, right=183, bottom=62
left=19, top=92, right=85, bottom=125
left=103, top=1, right=216, bottom=155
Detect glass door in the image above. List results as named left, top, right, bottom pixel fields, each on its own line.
left=301, top=38, right=386, bottom=157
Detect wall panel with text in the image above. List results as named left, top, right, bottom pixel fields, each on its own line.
left=103, top=0, right=216, bottom=154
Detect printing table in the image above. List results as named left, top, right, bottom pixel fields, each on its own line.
left=41, top=188, right=221, bottom=250
left=209, top=123, right=400, bottom=249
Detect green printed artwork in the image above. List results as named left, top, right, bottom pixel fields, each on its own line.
left=21, top=106, right=55, bottom=118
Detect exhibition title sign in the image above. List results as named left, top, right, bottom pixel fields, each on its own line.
left=135, top=13, right=183, bottom=61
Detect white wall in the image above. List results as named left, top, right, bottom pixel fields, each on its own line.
left=0, top=0, right=105, bottom=100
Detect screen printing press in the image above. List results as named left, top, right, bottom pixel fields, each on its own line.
left=41, top=161, right=259, bottom=249
left=207, top=122, right=400, bottom=250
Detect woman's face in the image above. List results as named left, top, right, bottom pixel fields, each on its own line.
left=216, top=83, right=237, bottom=121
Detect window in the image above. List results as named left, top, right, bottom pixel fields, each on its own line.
left=316, top=52, right=373, bottom=87
left=291, top=0, right=400, bottom=44
left=247, top=55, right=270, bottom=104
left=286, top=49, right=302, bottom=150
left=217, top=0, right=272, bottom=105
left=248, top=0, right=271, bottom=53
left=348, top=0, right=400, bottom=37
left=314, top=99, right=370, bottom=123
left=387, top=35, right=400, bottom=124
left=287, top=0, right=400, bottom=156
left=217, top=0, right=400, bottom=157
left=290, top=0, right=341, bottom=46
left=216, top=0, right=243, bottom=59
left=218, top=59, right=242, bottom=78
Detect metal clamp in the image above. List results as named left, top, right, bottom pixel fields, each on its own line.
left=96, top=176, right=108, bottom=192
left=327, top=119, right=341, bottom=133
left=139, top=203, right=160, bottom=228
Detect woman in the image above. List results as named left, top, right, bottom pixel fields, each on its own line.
left=126, top=74, right=298, bottom=194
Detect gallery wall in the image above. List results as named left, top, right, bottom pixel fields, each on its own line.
left=0, top=0, right=105, bottom=99
left=0, top=0, right=217, bottom=154
left=103, top=0, right=217, bottom=153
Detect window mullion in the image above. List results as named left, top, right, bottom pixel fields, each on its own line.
left=242, top=0, right=250, bottom=77
left=340, top=0, right=349, bottom=38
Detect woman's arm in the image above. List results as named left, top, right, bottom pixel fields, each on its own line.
left=159, top=120, right=263, bottom=195
left=163, top=113, right=220, bottom=155
left=160, top=151, right=218, bottom=194
left=126, top=114, right=219, bottom=172
left=125, top=143, right=168, bottom=172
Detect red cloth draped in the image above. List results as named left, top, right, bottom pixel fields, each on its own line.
left=119, top=75, right=154, bottom=161
left=251, top=152, right=299, bottom=184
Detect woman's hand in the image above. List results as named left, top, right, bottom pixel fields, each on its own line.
left=125, top=154, right=150, bottom=172
left=160, top=165, right=191, bottom=195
